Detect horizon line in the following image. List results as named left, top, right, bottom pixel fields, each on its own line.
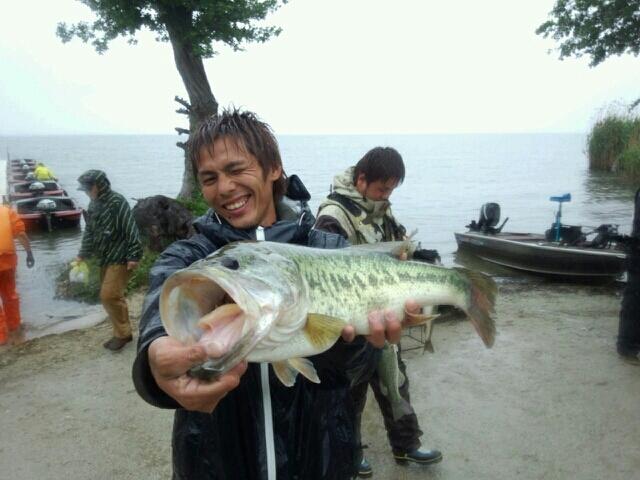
left=0, top=130, right=587, bottom=137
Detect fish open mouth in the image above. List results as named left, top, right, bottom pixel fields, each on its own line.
left=160, top=268, right=264, bottom=378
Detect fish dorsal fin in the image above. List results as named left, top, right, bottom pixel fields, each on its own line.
left=304, top=313, right=346, bottom=350
left=349, top=238, right=418, bottom=260
left=272, top=358, right=320, bottom=387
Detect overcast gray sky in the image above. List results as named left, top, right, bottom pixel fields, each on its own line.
left=1, top=0, right=640, bottom=135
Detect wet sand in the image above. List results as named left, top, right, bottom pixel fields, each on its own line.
left=1, top=283, right=638, bottom=480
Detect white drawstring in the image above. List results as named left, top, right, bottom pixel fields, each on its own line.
left=255, top=225, right=275, bottom=479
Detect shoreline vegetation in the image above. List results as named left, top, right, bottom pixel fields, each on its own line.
left=588, top=102, right=640, bottom=182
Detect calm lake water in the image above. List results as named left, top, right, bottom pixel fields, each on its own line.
left=1, top=133, right=637, bottom=337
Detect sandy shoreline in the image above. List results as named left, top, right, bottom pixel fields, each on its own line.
left=1, top=282, right=639, bottom=480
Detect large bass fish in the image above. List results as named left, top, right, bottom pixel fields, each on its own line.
left=160, top=241, right=497, bottom=385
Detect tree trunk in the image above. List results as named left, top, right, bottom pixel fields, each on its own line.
left=166, top=24, right=218, bottom=199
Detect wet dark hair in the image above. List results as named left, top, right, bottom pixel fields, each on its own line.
left=353, top=147, right=405, bottom=185
left=188, top=108, right=287, bottom=200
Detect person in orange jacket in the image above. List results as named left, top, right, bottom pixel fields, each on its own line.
left=0, top=204, right=35, bottom=345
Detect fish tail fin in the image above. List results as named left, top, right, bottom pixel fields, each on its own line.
left=454, top=268, right=497, bottom=348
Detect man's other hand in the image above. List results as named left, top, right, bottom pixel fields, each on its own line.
left=340, top=300, right=421, bottom=347
left=127, top=261, right=139, bottom=271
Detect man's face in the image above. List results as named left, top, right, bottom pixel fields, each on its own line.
left=356, top=174, right=400, bottom=201
left=84, top=184, right=99, bottom=200
left=197, top=137, right=282, bottom=229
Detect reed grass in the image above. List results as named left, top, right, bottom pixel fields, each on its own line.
left=587, top=103, right=640, bottom=181
left=587, top=115, right=640, bottom=170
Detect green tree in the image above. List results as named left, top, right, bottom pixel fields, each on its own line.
left=57, top=0, right=286, bottom=199
left=536, top=0, right=640, bottom=67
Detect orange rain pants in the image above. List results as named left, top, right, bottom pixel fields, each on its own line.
left=0, top=267, right=20, bottom=344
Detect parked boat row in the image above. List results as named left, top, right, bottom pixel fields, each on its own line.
left=455, top=195, right=627, bottom=281
left=5, top=158, right=83, bottom=232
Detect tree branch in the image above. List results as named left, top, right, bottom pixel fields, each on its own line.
left=174, top=95, right=191, bottom=110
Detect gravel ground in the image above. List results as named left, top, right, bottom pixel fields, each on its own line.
left=1, top=282, right=638, bottom=480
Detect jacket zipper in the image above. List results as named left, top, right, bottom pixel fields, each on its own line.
left=256, top=226, right=276, bottom=480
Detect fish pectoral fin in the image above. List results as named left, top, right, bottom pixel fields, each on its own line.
left=404, top=311, right=439, bottom=327
left=271, top=361, right=298, bottom=387
left=288, top=358, right=320, bottom=384
left=272, top=358, right=320, bottom=386
left=304, top=313, right=346, bottom=351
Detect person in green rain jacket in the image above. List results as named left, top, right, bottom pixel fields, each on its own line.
left=76, top=169, right=143, bottom=351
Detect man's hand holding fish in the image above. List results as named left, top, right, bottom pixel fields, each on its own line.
left=148, top=336, right=248, bottom=413
left=341, top=306, right=414, bottom=347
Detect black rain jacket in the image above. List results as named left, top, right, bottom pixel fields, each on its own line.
left=132, top=183, right=379, bottom=480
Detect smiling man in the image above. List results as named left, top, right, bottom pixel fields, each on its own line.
left=195, top=128, right=283, bottom=229
left=132, top=109, right=406, bottom=480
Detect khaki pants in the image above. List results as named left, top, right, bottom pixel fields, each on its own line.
left=100, top=265, right=131, bottom=339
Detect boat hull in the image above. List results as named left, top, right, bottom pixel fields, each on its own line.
left=455, top=231, right=626, bottom=278
left=19, top=210, right=82, bottom=231
left=12, top=196, right=83, bottom=232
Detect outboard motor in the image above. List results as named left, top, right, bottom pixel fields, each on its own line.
left=36, top=198, right=57, bottom=232
left=29, top=181, right=46, bottom=196
left=467, top=202, right=509, bottom=234
left=36, top=198, right=57, bottom=212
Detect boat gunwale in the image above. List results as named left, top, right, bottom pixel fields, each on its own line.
left=455, top=231, right=627, bottom=259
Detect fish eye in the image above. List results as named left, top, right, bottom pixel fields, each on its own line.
left=220, top=257, right=239, bottom=270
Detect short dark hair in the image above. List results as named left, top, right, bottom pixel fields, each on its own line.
left=188, top=108, right=287, bottom=200
left=353, top=147, right=405, bottom=185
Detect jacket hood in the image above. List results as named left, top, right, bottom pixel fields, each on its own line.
left=329, top=166, right=391, bottom=218
left=78, top=169, right=112, bottom=197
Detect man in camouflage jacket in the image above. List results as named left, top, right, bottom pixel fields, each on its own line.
left=315, top=147, right=442, bottom=478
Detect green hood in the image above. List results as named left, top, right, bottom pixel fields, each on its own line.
left=77, top=169, right=112, bottom=198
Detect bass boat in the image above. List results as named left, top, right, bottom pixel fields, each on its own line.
left=455, top=194, right=627, bottom=279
